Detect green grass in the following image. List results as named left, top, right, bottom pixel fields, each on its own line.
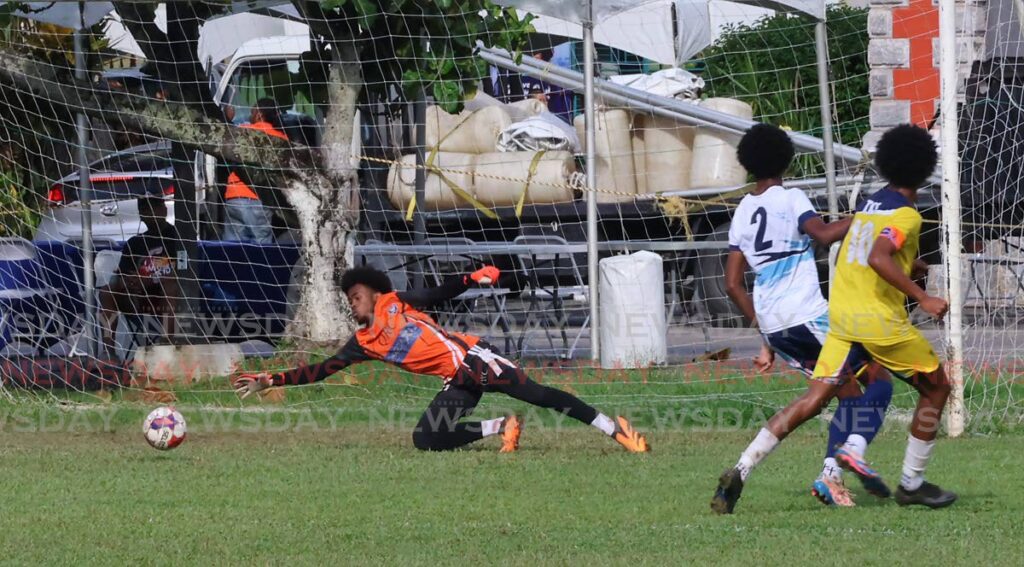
left=0, top=428, right=1020, bottom=564
left=1, top=366, right=1022, bottom=564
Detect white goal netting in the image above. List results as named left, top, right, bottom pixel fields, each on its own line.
left=0, top=0, right=1019, bottom=433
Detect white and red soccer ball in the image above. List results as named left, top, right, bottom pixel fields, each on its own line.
left=143, top=406, right=187, bottom=450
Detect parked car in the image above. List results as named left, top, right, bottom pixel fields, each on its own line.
left=34, top=141, right=210, bottom=244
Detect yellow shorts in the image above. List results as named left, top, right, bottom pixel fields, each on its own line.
left=812, top=329, right=940, bottom=384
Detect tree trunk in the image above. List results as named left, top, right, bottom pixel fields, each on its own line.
left=283, top=61, right=362, bottom=343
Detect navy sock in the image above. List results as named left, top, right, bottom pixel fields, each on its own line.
left=825, top=379, right=894, bottom=458
left=826, top=399, right=853, bottom=459
left=851, top=378, right=893, bottom=444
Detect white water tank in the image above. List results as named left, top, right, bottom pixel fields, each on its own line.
left=386, top=152, right=476, bottom=211
left=505, top=98, right=547, bottom=122
left=575, top=109, right=636, bottom=202
left=690, top=98, right=753, bottom=188
left=638, top=114, right=695, bottom=194
left=631, top=114, right=648, bottom=194
left=473, top=151, right=576, bottom=207
left=425, top=105, right=511, bottom=154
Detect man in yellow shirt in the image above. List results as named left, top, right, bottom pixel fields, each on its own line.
left=713, top=124, right=957, bottom=513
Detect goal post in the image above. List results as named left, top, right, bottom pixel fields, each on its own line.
left=939, top=0, right=966, bottom=436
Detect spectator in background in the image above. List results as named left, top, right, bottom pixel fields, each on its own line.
left=521, top=50, right=573, bottom=124
left=527, top=85, right=548, bottom=106
left=99, top=195, right=181, bottom=357
left=223, top=98, right=288, bottom=243
left=488, top=65, right=524, bottom=102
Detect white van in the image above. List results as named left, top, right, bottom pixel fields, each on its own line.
left=198, top=34, right=361, bottom=218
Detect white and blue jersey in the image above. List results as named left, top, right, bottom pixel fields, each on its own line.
left=728, top=185, right=837, bottom=374
left=728, top=185, right=828, bottom=334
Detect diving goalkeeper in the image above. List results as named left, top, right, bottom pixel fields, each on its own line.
left=233, top=265, right=650, bottom=453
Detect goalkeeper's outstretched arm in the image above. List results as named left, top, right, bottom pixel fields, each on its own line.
left=395, top=265, right=500, bottom=309
left=233, top=337, right=367, bottom=398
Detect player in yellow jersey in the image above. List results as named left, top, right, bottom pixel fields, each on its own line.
left=713, top=125, right=957, bottom=513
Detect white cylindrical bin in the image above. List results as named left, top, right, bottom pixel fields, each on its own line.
left=599, top=251, right=668, bottom=369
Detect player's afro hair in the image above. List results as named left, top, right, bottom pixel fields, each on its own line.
left=736, top=123, right=795, bottom=180
left=341, top=266, right=393, bottom=294
left=874, top=124, right=937, bottom=189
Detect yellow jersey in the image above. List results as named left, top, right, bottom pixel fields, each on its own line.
left=829, top=188, right=922, bottom=344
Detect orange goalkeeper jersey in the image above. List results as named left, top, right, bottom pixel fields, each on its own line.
left=353, top=291, right=479, bottom=377
left=272, top=277, right=481, bottom=385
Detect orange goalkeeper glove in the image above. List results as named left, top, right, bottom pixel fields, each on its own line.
left=232, top=372, right=274, bottom=399
left=467, top=265, right=500, bottom=286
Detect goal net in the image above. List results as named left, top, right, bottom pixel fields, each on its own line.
left=0, top=0, right=1018, bottom=435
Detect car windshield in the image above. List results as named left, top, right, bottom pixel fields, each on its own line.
left=227, top=59, right=322, bottom=125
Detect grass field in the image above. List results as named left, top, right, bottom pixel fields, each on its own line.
left=1, top=365, right=1022, bottom=564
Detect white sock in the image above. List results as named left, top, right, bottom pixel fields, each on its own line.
left=736, top=428, right=780, bottom=482
left=842, top=434, right=869, bottom=457
left=591, top=413, right=616, bottom=436
left=900, top=435, right=936, bottom=491
left=820, top=457, right=842, bottom=481
left=481, top=418, right=504, bottom=438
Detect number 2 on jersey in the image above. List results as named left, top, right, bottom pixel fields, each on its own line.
left=751, top=207, right=773, bottom=252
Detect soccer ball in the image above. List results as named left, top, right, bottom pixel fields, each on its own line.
left=143, top=406, right=187, bottom=450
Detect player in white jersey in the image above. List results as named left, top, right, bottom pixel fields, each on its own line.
left=717, top=124, right=893, bottom=509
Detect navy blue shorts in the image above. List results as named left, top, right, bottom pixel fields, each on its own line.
left=764, top=314, right=868, bottom=377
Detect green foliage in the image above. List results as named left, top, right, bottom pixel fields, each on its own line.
left=701, top=5, right=870, bottom=178
left=0, top=166, right=40, bottom=238
left=0, top=11, right=103, bottom=239
left=321, top=0, right=535, bottom=111
left=0, top=10, right=108, bottom=68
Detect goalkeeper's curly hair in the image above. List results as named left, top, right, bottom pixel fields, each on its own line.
left=341, top=266, right=394, bottom=294
left=875, top=124, right=937, bottom=189
left=736, top=123, right=794, bottom=180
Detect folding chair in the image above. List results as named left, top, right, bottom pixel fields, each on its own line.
left=358, top=238, right=409, bottom=291
left=424, top=237, right=514, bottom=352
left=513, top=234, right=590, bottom=359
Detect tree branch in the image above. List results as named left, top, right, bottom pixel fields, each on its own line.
left=0, top=46, right=316, bottom=173
left=112, top=1, right=223, bottom=120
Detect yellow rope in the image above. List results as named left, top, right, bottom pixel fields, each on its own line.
left=404, top=109, right=499, bottom=220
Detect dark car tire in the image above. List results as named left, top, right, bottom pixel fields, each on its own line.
left=695, top=222, right=751, bottom=327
